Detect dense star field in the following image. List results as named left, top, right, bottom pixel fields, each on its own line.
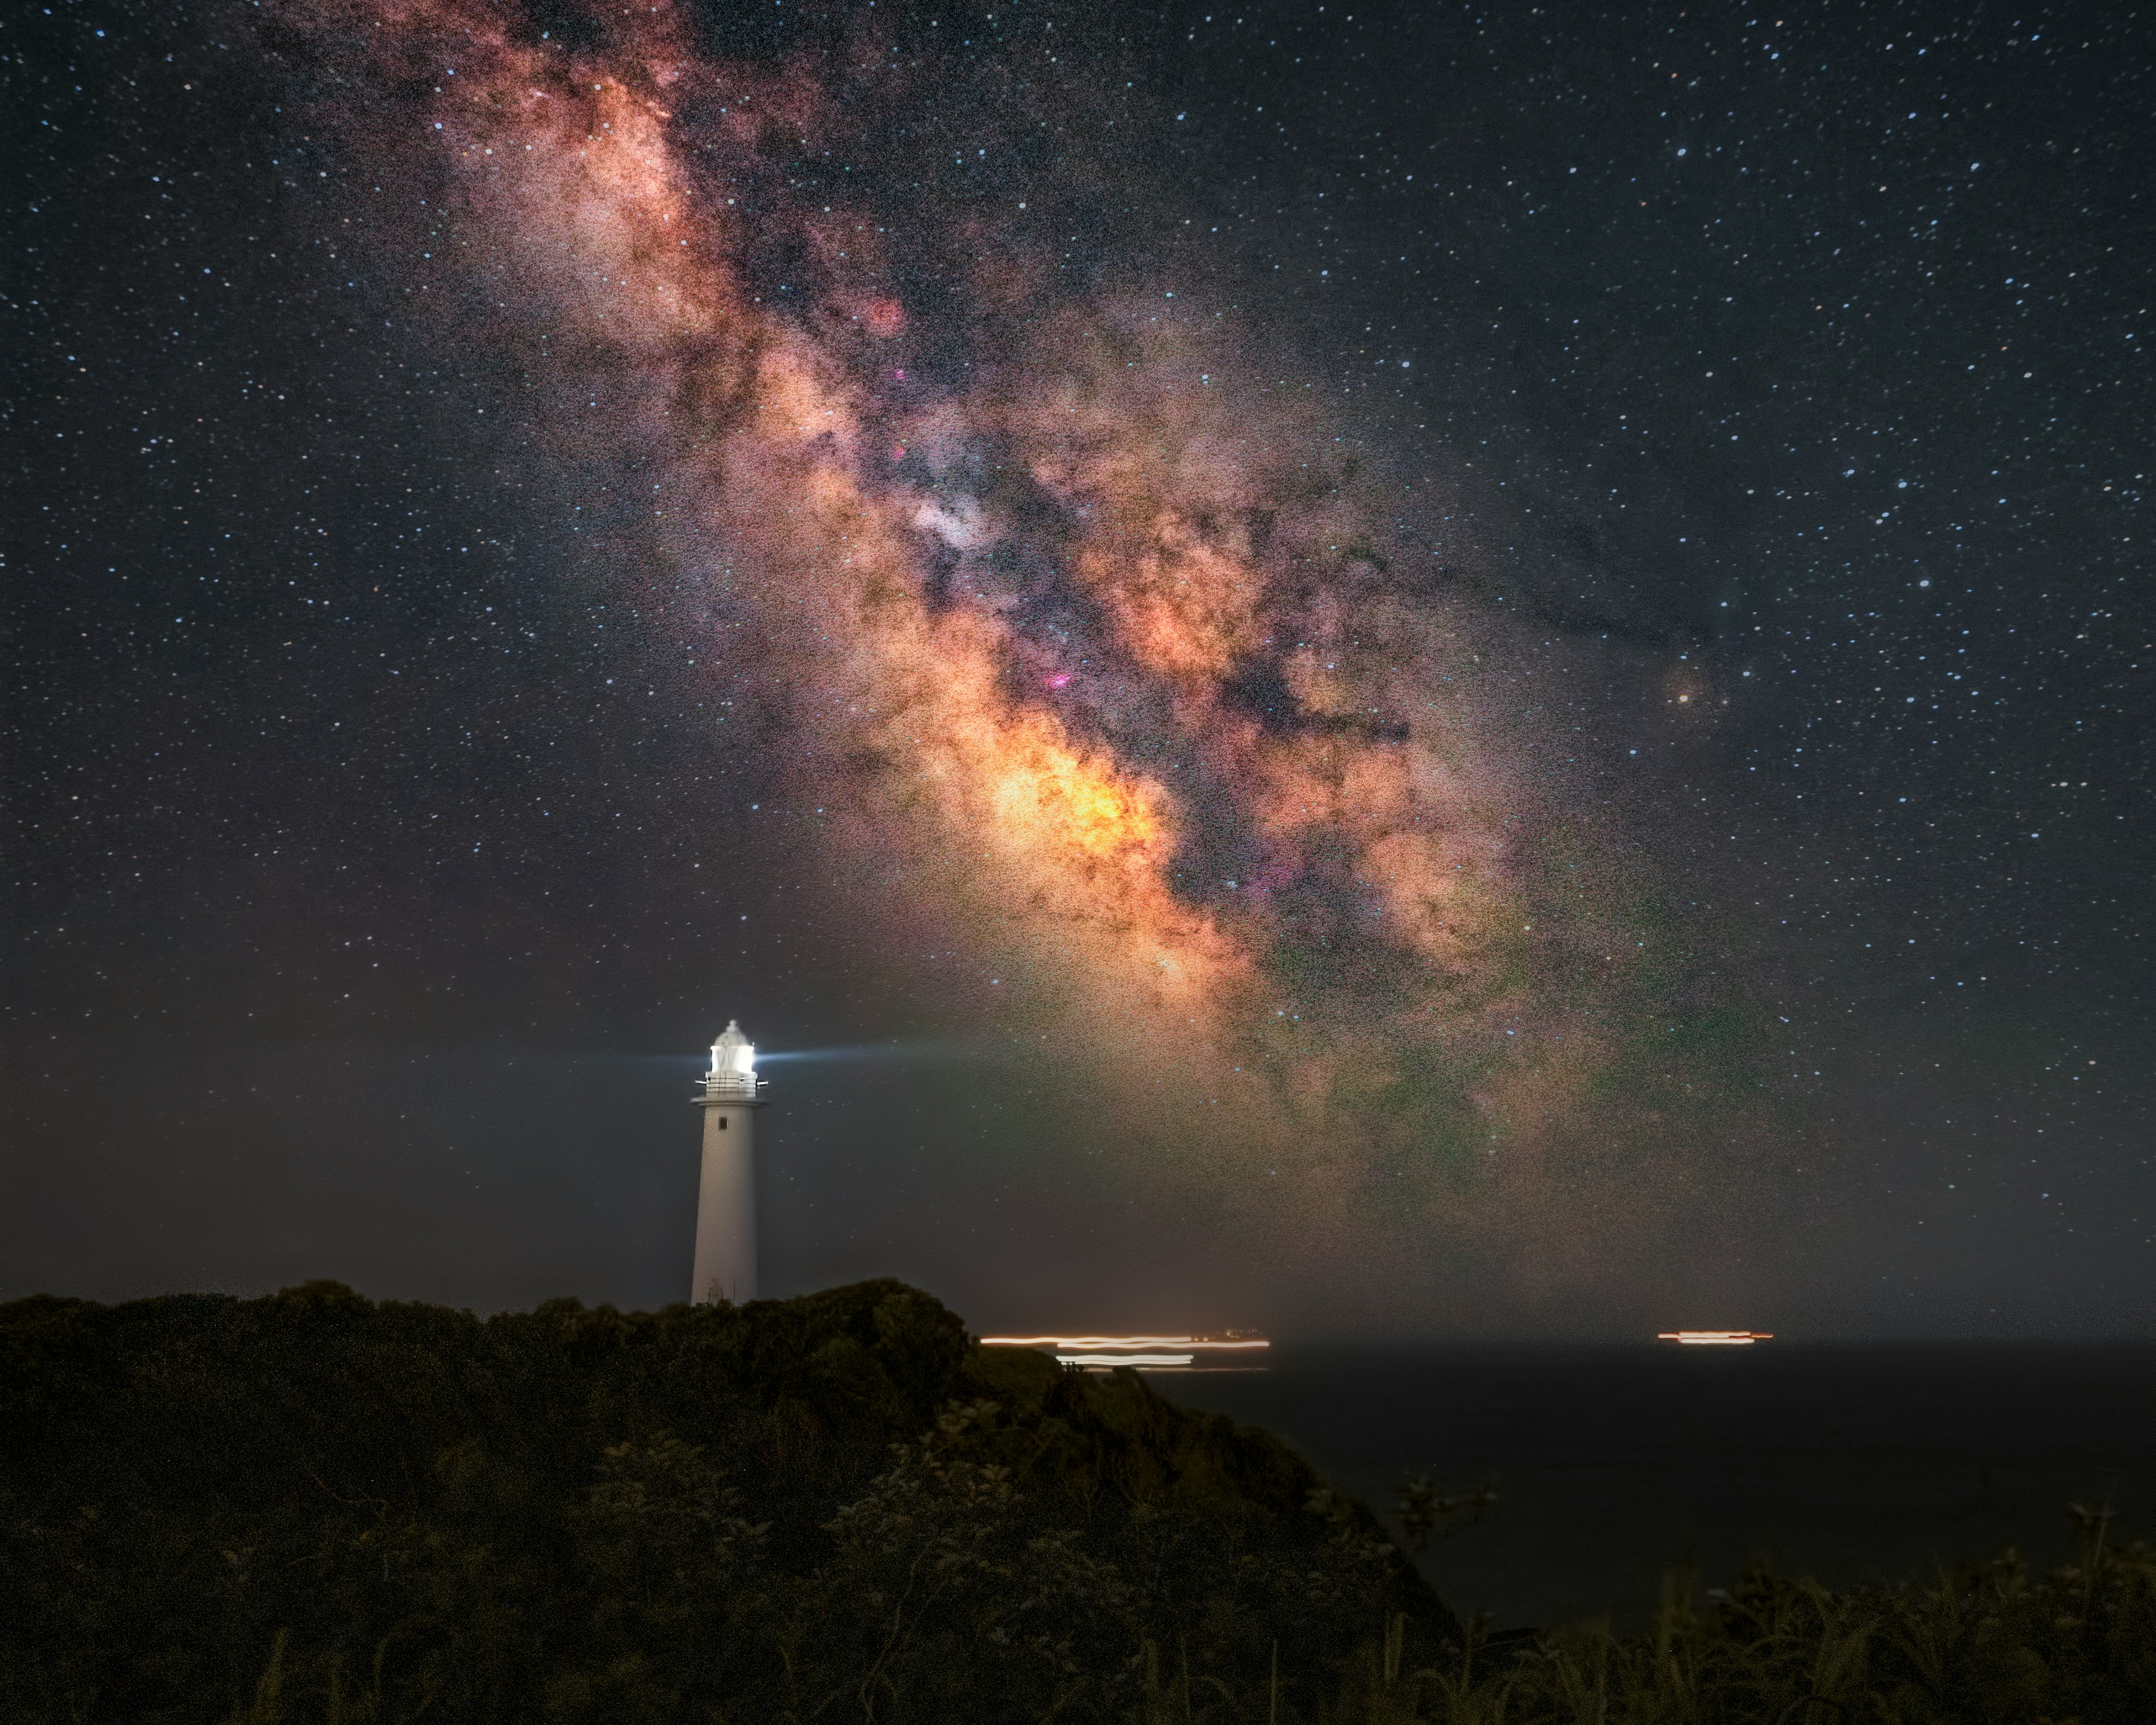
left=6, top=0, right=2152, bottom=1332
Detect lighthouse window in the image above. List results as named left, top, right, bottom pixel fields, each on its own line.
left=718, top=1116, right=728, bottom=1130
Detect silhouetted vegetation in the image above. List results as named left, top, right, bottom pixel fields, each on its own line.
left=3, top=1281, right=2149, bottom=1722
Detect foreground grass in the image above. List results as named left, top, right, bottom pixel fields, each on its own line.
left=1354, top=1523, right=2155, bottom=1724
left=4, top=1281, right=2148, bottom=1723
left=191, top=1495, right=2156, bottom=1725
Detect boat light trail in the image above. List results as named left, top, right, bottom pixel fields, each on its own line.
left=1054, top=1353, right=1198, bottom=1368
left=979, top=1335, right=1271, bottom=1350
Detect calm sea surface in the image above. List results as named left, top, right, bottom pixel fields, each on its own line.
left=1151, top=1344, right=2156, bottom=1629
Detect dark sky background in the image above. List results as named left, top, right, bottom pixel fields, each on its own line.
left=6, top=0, right=2150, bottom=1336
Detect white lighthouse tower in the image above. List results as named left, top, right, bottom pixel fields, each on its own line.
left=691, top=1020, right=765, bottom=1304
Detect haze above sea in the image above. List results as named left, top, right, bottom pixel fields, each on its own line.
left=1152, top=1343, right=2156, bottom=1630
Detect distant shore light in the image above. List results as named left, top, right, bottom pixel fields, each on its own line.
left=1657, top=1330, right=1774, bottom=1345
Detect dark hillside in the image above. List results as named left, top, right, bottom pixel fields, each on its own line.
left=1, top=1280, right=1446, bottom=1722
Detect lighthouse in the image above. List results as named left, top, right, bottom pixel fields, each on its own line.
left=691, top=1020, right=765, bottom=1304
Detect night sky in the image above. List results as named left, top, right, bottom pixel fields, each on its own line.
left=7, top=0, right=2150, bottom=1336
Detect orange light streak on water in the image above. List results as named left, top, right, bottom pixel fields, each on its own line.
left=980, top=1335, right=1271, bottom=1350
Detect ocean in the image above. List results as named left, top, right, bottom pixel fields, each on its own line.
left=1151, top=1343, right=2156, bottom=1630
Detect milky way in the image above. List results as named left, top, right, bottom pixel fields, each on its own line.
left=236, top=0, right=1799, bottom=1308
